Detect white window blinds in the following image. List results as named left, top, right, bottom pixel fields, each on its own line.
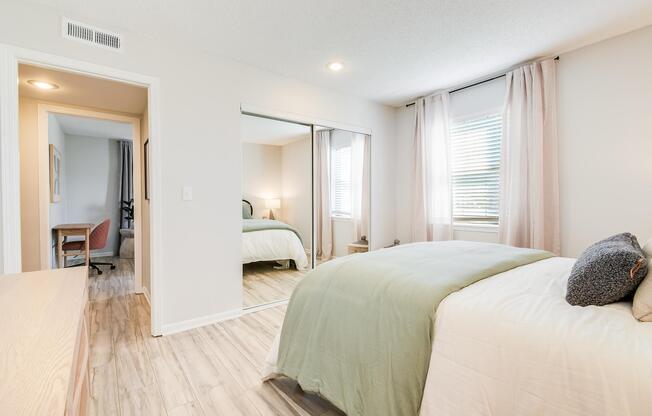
left=450, top=113, right=502, bottom=224
left=331, top=145, right=352, bottom=216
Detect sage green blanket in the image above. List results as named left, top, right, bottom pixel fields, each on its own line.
left=276, top=241, right=552, bottom=416
left=242, top=218, right=302, bottom=243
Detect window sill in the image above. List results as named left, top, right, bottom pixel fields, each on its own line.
left=454, top=223, right=499, bottom=233
left=332, top=215, right=352, bottom=222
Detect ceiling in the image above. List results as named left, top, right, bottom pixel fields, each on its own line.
left=19, top=0, right=652, bottom=106
left=241, top=115, right=310, bottom=146
left=53, top=113, right=133, bottom=140
left=19, top=64, right=147, bottom=114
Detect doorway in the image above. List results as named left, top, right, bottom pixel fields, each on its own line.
left=0, top=44, right=163, bottom=335
left=19, top=63, right=147, bottom=283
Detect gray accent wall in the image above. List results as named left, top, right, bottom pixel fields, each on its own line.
left=64, top=135, right=122, bottom=255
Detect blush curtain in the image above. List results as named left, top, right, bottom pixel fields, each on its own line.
left=499, top=59, right=560, bottom=254
left=351, top=133, right=370, bottom=242
left=315, top=130, right=333, bottom=260
left=412, top=93, right=453, bottom=242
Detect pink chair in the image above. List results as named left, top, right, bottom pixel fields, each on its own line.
left=62, top=219, right=116, bottom=274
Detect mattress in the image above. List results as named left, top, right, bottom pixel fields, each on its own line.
left=242, top=229, right=309, bottom=271
left=420, top=257, right=652, bottom=416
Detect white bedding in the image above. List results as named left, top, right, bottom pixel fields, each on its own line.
left=242, top=229, right=309, bottom=271
left=420, top=257, right=652, bottom=416
left=264, top=256, right=652, bottom=415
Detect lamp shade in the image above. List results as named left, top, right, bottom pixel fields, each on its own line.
left=265, top=198, right=281, bottom=209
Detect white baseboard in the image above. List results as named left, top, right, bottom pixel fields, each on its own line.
left=91, top=250, right=115, bottom=258
left=65, top=250, right=115, bottom=259
left=161, top=308, right=242, bottom=336
left=242, top=299, right=288, bottom=314
left=140, top=286, right=151, bottom=306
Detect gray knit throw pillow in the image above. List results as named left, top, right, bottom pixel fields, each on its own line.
left=566, top=233, right=648, bottom=306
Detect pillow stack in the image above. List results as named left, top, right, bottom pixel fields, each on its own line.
left=633, top=239, right=652, bottom=321
left=566, top=233, right=648, bottom=309
left=242, top=201, right=253, bottom=219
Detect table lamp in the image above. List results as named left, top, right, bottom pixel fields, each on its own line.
left=265, top=198, right=281, bottom=220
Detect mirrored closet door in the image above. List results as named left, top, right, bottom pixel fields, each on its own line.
left=240, top=112, right=371, bottom=309
left=241, top=114, right=313, bottom=308
left=313, top=127, right=371, bottom=266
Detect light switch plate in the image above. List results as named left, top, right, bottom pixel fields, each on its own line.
left=182, top=186, right=193, bottom=201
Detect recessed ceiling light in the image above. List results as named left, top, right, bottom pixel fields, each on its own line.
left=327, top=62, right=343, bottom=72
left=27, top=80, right=60, bottom=90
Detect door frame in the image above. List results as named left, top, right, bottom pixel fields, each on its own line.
left=0, top=44, right=164, bottom=336
left=37, top=104, right=143, bottom=292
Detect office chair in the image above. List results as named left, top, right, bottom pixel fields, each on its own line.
left=63, top=218, right=116, bottom=275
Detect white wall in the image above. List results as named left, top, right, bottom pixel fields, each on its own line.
left=48, top=114, right=66, bottom=266
left=281, top=136, right=312, bottom=244
left=0, top=1, right=397, bottom=330
left=395, top=25, right=652, bottom=257
left=558, top=25, right=652, bottom=256
left=64, top=135, right=122, bottom=255
left=241, top=143, right=282, bottom=218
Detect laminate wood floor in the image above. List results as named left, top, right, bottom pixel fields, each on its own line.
left=242, top=262, right=306, bottom=308
left=89, top=257, right=342, bottom=415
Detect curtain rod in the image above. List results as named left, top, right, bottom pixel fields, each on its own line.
left=405, top=56, right=559, bottom=107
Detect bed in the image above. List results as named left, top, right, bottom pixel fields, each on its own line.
left=263, top=241, right=652, bottom=416
left=242, top=200, right=309, bottom=271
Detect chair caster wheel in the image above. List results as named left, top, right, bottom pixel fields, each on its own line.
left=98, top=270, right=103, bottom=275
left=110, top=265, right=116, bottom=270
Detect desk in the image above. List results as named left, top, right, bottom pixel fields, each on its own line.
left=53, top=223, right=93, bottom=268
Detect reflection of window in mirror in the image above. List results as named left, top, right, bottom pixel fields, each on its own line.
left=331, top=141, right=352, bottom=218
left=322, top=129, right=371, bottom=261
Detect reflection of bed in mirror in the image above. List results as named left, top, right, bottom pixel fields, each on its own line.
left=241, top=199, right=308, bottom=271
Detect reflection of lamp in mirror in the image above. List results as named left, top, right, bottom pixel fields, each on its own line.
left=265, top=198, right=281, bottom=220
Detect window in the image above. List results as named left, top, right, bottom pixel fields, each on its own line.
left=331, top=145, right=352, bottom=217
left=450, top=113, right=502, bottom=225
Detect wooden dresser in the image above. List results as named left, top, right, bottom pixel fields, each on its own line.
left=0, top=268, right=89, bottom=415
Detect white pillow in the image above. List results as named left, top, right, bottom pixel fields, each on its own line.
left=642, top=238, right=652, bottom=258
left=633, top=238, right=652, bottom=322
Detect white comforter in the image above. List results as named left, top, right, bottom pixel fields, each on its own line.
left=421, top=257, right=652, bottom=416
left=242, top=229, right=309, bottom=271
left=264, top=257, right=652, bottom=415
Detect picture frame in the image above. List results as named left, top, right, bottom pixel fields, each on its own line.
left=144, top=139, right=150, bottom=200
left=49, top=144, right=61, bottom=203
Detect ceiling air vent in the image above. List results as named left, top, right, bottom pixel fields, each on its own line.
left=62, top=18, right=123, bottom=52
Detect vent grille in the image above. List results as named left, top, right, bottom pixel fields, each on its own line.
left=62, top=18, right=122, bottom=52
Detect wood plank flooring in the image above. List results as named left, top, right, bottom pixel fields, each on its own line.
left=89, top=257, right=341, bottom=415
left=242, top=262, right=306, bottom=308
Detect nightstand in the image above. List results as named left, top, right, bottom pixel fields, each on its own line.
left=348, top=243, right=369, bottom=254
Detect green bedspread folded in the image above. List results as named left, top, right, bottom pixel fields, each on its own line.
left=275, top=241, right=552, bottom=416
left=242, top=218, right=302, bottom=243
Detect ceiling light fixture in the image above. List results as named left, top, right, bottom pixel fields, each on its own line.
left=327, top=62, right=343, bottom=72
left=27, top=80, right=60, bottom=90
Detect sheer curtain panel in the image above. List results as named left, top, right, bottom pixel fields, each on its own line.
left=499, top=59, right=560, bottom=254
left=412, top=93, right=453, bottom=242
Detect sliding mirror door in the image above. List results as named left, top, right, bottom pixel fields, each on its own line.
left=240, top=114, right=313, bottom=309
left=314, top=127, right=370, bottom=265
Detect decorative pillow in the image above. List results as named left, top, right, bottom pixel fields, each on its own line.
left=566, top=233, right=648, bottom=307
left=242, top=201, right=253, bottom=219
left=633, top=238, right=652, bottom=321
